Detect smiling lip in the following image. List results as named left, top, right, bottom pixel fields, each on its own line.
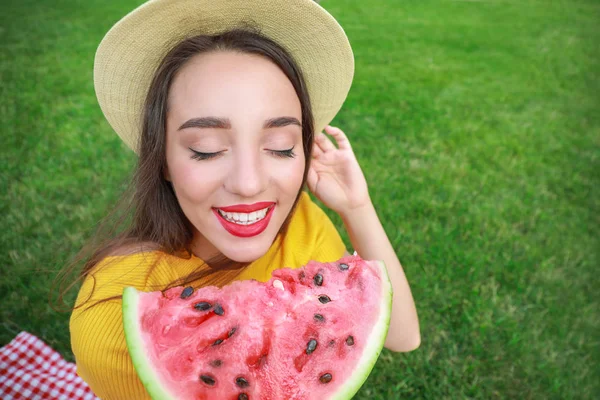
left=213, top=202, right=276, bottom=238
left=216, top=202, right=275, bottom=213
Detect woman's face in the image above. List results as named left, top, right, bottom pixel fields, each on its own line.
left=165, top=51, right=305, bottom=263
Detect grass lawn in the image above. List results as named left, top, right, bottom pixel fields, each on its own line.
left=1, top=0, right=598, bottom=398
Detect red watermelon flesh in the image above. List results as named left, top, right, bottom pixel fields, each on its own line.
left=122, top=256, right=392, bottom=399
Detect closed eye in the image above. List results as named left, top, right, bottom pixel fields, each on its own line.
left=269, top=146, right=296, bottom=159
left=189, top=148, right=224, bottom=161
left=189, top=147, right=296, bottom=160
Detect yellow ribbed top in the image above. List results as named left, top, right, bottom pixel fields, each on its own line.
left=70, top=192, right=346, bottom=399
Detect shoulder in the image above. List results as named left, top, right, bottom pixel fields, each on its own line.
left=291, top=191, right=332, bottom=226
left=288, top=192, right=344, bottom=238
left=103, top=241, right=162, bottom=257
left=84, top=241, right=168, bottom=289
left=281, top=191, right=347, bottom=264
left=75, top=248, right=166, bottom=308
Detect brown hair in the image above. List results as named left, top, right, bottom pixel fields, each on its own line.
left=52, top=27, right=314, bottom=311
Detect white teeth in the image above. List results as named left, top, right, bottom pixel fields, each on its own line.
left=217, top=206, right=272, bottom=225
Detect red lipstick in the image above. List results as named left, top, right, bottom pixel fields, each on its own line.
left=213, top=203, right=276, bottom=238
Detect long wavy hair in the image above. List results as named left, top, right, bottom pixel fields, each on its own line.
left=52, top=27, right=315, bottom=311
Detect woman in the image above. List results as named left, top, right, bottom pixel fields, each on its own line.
left=68, top=0, right=420, bottom=398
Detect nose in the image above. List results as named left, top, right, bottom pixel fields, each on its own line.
left=224, top=150, right=268, bottom=198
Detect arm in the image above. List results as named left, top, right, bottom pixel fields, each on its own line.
left=70, top=259, right=152, bottom=399
left=307, top=126, right=420, bottom=352
left=71, top=299, right=150, bottom=399
left=341, top=202, right=420, bottom=352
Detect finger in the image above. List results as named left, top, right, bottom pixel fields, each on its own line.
left=315, top=132, right=337, bottom=153
left=311, top=140, right=324, bottom=159
left=313, top=149, right=337, bottom=165
left=307, top=165, right=319, bottom=193
left=324, top=125, right=352, bottom=150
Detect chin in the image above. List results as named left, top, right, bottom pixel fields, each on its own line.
left=220, top=225, right=282, bottom=263
left=220, top=243, right=271, bottom=263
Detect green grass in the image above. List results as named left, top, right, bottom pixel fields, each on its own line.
left=1, top=0, right=598, bottom=398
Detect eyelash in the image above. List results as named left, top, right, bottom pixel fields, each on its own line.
left=189, top=149, right=223, bottom=161
left=269, top=146, right=296, bottom=159
left=189, top=146, right=296, bottom=161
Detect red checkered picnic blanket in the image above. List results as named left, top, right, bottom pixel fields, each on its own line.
left=0, top=332, right=98, bottom=400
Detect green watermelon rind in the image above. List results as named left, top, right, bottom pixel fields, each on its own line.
left=330, top=260, right=393, bottom=400
left=123, top=286, right=176, bottom=400
left=122, top=259, right=393, bottom=400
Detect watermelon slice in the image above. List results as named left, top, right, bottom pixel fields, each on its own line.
left=122, top=256, right=392, bottom=399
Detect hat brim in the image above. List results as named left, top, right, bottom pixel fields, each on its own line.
left=94, top=0, right=354, bottom=153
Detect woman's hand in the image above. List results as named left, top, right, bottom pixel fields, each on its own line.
left=307, top=125, right=371, bottom=217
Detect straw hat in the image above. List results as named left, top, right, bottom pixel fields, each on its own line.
left=94, top=0, right=354, bottom=153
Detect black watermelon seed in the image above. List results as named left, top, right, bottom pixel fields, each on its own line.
left=339, top=263, right=349, bottom=271
left=194, top=302, right=212, bottom=311
left=228, top=327, right=237, bottom=337
left=318, top=295, right=331, bottom=304
left=313, top=273, right=323, bottom=286
left=319, top=373, right=333, bottom=383
left=210, top=360, right=222, bottom=367
left=213, top=339, right=223, bottom=346
left=306, top=339, right=318, bottom=354
left=213, top=304, right=224, bottom=316
left=235, top=376, right=250, bottom=388
left=346, top=336, right=355, bottom=346
left=313, top=314, right=325, bottom=322
left=200, top=374, right=216, bottom=386
left=328, top=340, right=335, bottom=347
left=180, top=286, right=194, bottom=299
left=238, top=394, right=249, bottom=400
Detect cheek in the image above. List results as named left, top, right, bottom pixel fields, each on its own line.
left=270, top=155, right=306, bottom=193
left=168, top=157, right=224, bottom=202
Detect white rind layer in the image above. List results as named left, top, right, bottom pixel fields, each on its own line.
left=123, top=287, right=176, bottom=400
left=329, top=260, right=393, bottom=400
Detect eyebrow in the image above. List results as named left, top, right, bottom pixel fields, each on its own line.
left=264, top=116, right=302, bottom=129
left=178, top=116, right=302, bottom=131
